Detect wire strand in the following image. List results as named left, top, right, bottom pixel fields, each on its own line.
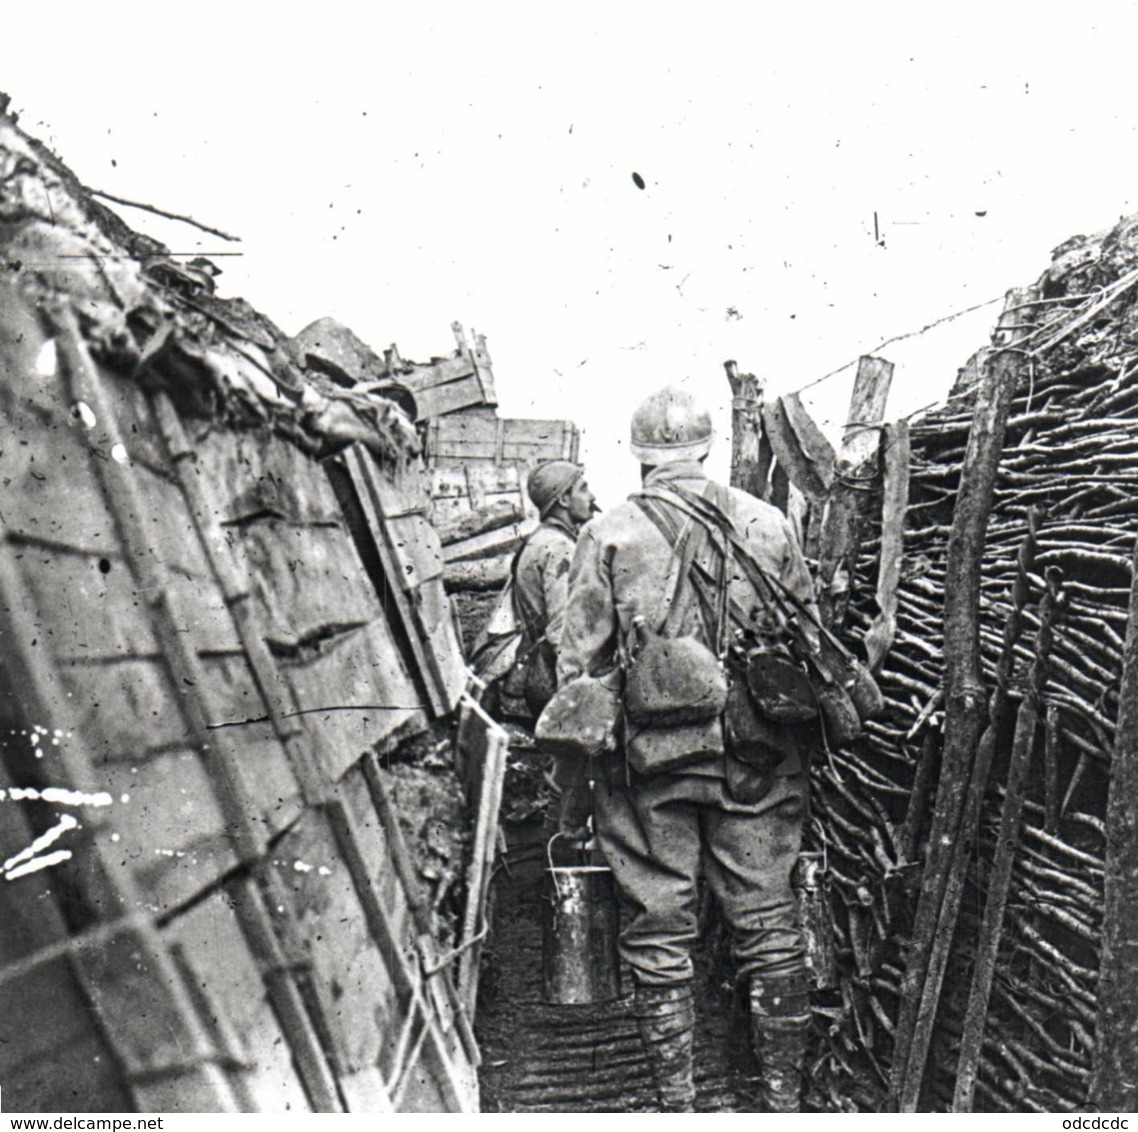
left=796, top=294, right=1006, bottom=394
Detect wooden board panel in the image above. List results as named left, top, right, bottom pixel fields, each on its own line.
left=0, top=956, right=105, bottom=1077
left=275, top=809, right=397, bottom=1078
left=338, top=766, right=412, bottom=943
left=228, top=520, right=381, bottom=649
left=346, top=450, right=467, bottom=717
left=187, top=423, right=343, bottom=527
left=0, top=756, right=72, bottom=967
left=68, top=921, right=234, bottom=1108
left=0, top=408, right=214, bottom=581
left=429, top=463, right=522, bottom=500
left=47, top=652, right=302, bottom=836
left=405, top=371, right=491, bottom=421
left=442, top=522, right=525, bottom=564
left=93, top=751, right=239, bottom=912
left=172, top=891, right=313, bottom=1113
left=0, top=291, right=170, bottom=477
left=426, top=414, right=579, bottom=464
left=427, top=463, right=526, bottom=527
left=16, top=543, right=240, bottom=662
left=1, top=984, right=132, bottom=1113
left=55, top=652, right=253, bottom=761
left=397, top=326, right=497, bottom=421
left=279, top=620, right=422, bottom=785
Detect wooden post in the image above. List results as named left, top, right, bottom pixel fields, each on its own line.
left=769, top=461, right=790, bottom=516
left=863, top=419, right=910, bottom=672
left=889, top=289, right=1035, bottom=1112
left=1090, top=533, right=1138, bottom=1112
left=724, top=360, right=771, bottom=498
left=953, top=567, right=1064, bottom=1111
left=816, top=355, right=894, bottom=630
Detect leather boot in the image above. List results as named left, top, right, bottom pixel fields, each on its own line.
left=749, top=974, right=810, bottom=1113
left=633, top=982, right=696, bottom=1112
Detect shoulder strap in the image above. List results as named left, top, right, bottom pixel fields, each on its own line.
left=631, top=494, right=713, bottom=638
left=648, top=483, right=857, bottom=661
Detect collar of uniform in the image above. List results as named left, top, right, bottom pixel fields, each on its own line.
left=642, top=460, right=708, bottom=488
left=542, top=514, right=577, bottom=539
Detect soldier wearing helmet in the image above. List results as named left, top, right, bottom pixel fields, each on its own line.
left=557, top=387, right=819, bottom=1112
left=496, top=459, right=597, bottom=834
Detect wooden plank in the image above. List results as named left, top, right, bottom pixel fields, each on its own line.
left=816, top=354, right=894, bottom=629
left=402, top=371, right=490, bottom=421
left=339, top=1068, right=395, bottom=1113
left=225, top=874, right=345, bottom=1112
left=443, top=555, right=512, bottom=592
left=359, top=759, right=480, bottom=1069
left=276, top=808, right=396, bottom=1078
left=0, top=956, right=106, bottom=1079
left=64, top=921, right=239, bottom=1110
left=435, top=498, right=524, bottom=546
left=90, top=750, right=239, bottom=911
left=454, top=322, right=498, bottom=407
left=319, top=793, right=478, bottom=1112
left=425, top=414, right=580, bottom=464
left=761, top=397, right=831, bottom=502
left=17, top=542, right=160, bottom=659
left=430, top=462, right=522, bottom=500
left=345, top=448, right=467, bottom=717
left=442, top=523, right=524, bottom=564
left=147, top=397, right=468, bottom=1109
left=782, top=392, right=836, bottom=489
left=53, top=651, right=293, bottom=772
left=862, top=419, right=910, bottom=672
left=456, top=696, right=509, bottom=1016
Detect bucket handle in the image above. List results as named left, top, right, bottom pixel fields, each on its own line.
left=546, top=832, right=567, bottom=901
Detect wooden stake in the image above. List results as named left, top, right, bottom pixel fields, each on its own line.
left=1090, top=531, right=1138, bottom=1111
left=817, top=355, right=894, bottom=630
left=889, top=290, right=1036, bottom=1112
left=863, top=419, right=910, bottom=672
left=724, top=361, right=771, bottom=498
left=953, top=567, right=1064, bottom=1112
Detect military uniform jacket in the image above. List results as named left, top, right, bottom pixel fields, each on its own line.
left=513, top=515, right=576, bottom=648
left=557, top=461, right=819, bottom=776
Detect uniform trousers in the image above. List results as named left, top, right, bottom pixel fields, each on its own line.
left=594, top=763, right=807, bottom=987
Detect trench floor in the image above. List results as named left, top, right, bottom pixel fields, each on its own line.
left=473, top=842, right=755, bottom=1113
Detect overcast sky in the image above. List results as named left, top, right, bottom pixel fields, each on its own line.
left=6, top=3, right=1138, bottom=503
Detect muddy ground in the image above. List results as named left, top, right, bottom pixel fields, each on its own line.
left=473, top=826, right=756, bottom=1113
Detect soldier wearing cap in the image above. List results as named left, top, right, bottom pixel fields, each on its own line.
left=557, top=387, right=819, bottom=1112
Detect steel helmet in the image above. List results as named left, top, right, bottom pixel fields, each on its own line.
left=527, top=459, right=584, bottom=518
left=629, top=386, right=713, bottom=465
